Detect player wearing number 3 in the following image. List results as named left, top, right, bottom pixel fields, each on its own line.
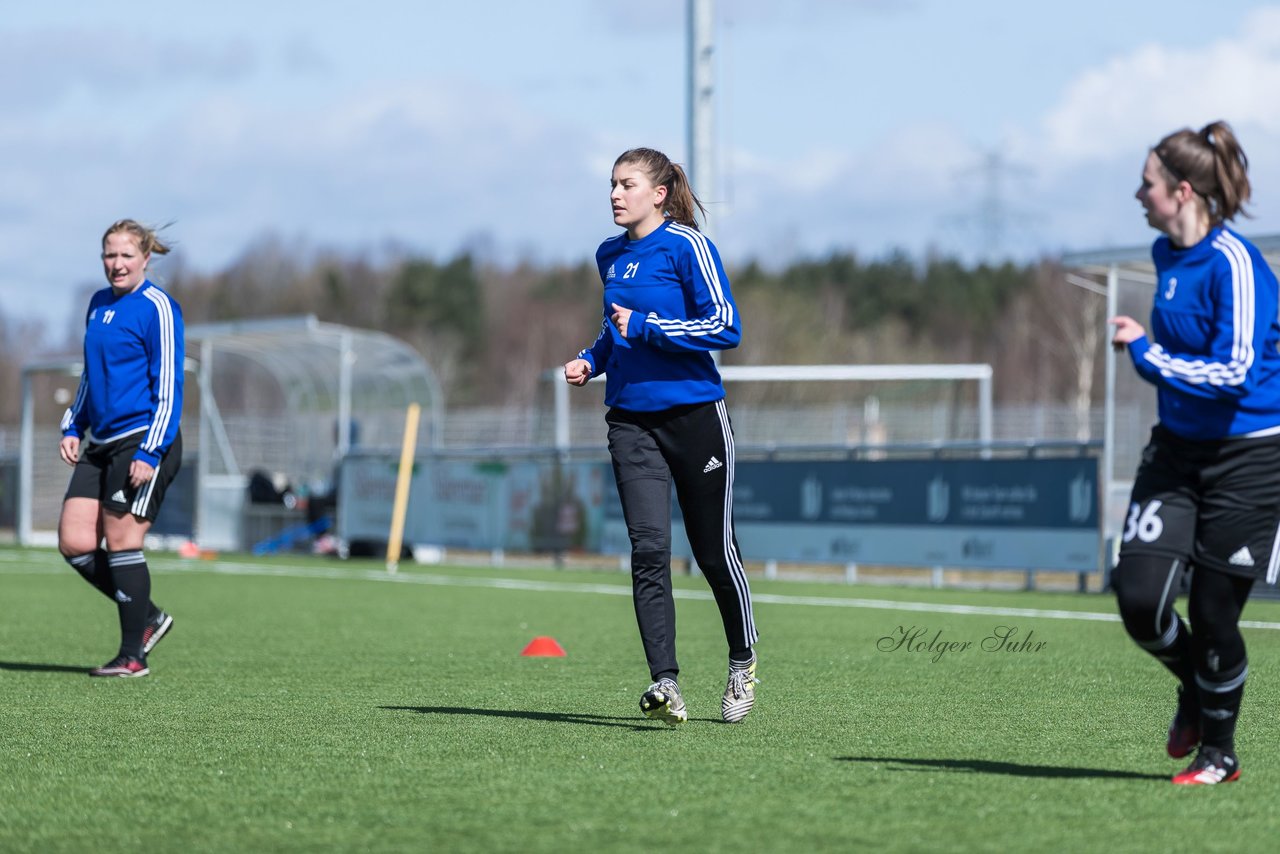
left=1110, top=121, right=1280, bottom=785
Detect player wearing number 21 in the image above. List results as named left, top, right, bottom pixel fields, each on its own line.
left=563, top=148, right=758, bottom=727
left=1109, top=121, right=1280, bottom=785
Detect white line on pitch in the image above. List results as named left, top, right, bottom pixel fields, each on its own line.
left=9, top=554, right=1280, bottom=631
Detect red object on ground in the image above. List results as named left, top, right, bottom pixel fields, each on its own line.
left=521, top=636, right=566, bottom=657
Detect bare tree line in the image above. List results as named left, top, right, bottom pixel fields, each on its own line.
left=0, top=245, right=1107, bottom=427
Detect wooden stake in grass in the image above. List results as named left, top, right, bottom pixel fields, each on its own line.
left=386, top=402, right=421, bottom=574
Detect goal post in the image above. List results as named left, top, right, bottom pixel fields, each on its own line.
left=17, top=359, right=82, bottom=545
left=552, top=363, right=994, bottom=452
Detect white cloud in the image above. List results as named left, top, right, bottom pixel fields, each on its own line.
left=0, top=74, right=598, bottom=335
left=710, top=120, right=1004, bottom=263
left=9, top=3, right=1280, bottom=341
left=0, top=28, right=255, bottom=113
left=1038, top=6, right=1280, bottom=165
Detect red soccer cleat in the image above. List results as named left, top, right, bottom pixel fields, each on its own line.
left=89, top=655, right=150, bottom=678
left=1172, top=746, right=1240, bottom=785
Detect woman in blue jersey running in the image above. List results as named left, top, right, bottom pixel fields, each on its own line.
left=58, top=219, right=185, bottom=678
left=1110, top=121, right=1280, bottom=784
left=564, top=147, right=758, bottom=725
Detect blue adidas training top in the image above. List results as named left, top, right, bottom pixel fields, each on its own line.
left=1127, top=226, right=1280, bottom=440
left=61, top=280, right=184, bottom=466
left=578, top=220, right=740, bottom=411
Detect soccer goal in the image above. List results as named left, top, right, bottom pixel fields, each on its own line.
left=550, top=363, right=994, bottom=452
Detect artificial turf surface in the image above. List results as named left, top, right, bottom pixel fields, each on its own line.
left=4, top=545, right=1280, bottom=852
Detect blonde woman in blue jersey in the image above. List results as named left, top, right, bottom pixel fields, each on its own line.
left=58, top=219, right=185, bottom=678
left=1110, top=122, right=1280, bottom=784
left=565, top=147, right=758, bottom=726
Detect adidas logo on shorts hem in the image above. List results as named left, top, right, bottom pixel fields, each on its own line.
left=1228, top=546, right=1255, bottom=567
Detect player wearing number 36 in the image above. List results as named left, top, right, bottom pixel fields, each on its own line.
left=1109, top=121, right=1280, bottom=786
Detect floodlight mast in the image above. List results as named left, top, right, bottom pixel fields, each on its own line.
left=687, top=0, right=715, bottom=240
left=688, top=0, right=716, bottom=369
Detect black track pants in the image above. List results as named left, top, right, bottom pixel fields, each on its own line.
left=607, top=400, right=757, bottom=681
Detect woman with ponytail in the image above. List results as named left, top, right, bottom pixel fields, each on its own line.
left=1110, top=122, right=1280, bottom=784
left=564, top=148, right=758, bottom=726
left=58, top=219, right=184, bottom=678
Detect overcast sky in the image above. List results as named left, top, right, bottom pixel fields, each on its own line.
left=4, top=0, right=1280, bottom=341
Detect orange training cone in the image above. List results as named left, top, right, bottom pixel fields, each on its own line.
left=521, top=636, right=566, bottom=657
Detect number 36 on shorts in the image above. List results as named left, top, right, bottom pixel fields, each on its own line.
left=1123, top=500, right=1164, bottom=543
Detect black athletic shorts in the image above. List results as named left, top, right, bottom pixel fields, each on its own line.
left=64, top=429, right=183, bottom=522
left=1119, top=425, right=1280, bottom=583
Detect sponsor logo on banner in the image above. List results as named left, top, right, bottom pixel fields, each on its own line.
left=800, top=474, right=822, bottom=520
left=1069, top=473, right=1092, bottom=523
left=926, top=475, right=949, bottom=522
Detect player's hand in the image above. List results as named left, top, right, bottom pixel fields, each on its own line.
left=610, top=303, right=634, bottom=338
left=59, top=435, right=81, bottom=466
left=1109, top=315, right=1146, bottom=350
left=128, top=459, right=156, bottom=488
left=564, top=358, right=593, bottom=387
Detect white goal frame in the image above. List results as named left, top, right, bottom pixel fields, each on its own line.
left=552, top=363, right=994, bottom=451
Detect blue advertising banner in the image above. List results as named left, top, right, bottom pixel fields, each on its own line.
left=337, top=453, right=1100, bottom=572
left=731, top=458, right=1097, bottom=527
left=337, top=454, right=609, bottom=553
left=602, top=457, right=1099, bottom=572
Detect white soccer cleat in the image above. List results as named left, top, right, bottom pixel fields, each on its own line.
left=640, top=678, right=688, bottom=726
left=722, top=657, right=758, bottom=723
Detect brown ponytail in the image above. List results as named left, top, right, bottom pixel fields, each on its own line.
left=1152, top=121, right=1252, bottom=224
left=613, top=148, right=708, bottom=229
left=102, top=219, right=173, bottom=255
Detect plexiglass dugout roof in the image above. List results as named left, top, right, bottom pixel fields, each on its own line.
left=1061, top=233, right=1280, bottom=280
left=186, top=314, right=443, bottom=481
left=17, top=315, right=442, bottom=544
left=187, top=315, right=439, bottom=425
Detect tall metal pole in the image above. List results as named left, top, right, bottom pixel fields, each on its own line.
left=17, top=369, right=33, bottom=545
left=687, top=0, right=715, bottom=239
left=337, top=330, right=353, bottom=457
left=197, top=339, right=212, bottom=544
left=1102, top=263, right=1120, bottom=576
left=553, top=369, right=570, bottom=453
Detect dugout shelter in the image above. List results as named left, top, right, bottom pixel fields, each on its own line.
left=17, top=315, right=442, bottom=552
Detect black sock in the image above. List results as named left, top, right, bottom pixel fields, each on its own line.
left=729, top=648, right=755, bottom=668
left=65, top=549, right=162, bottom=620
left=65, top=551, right=115, bottom=600
left=108, top=550, right=152, bottom=659
left=1145, top=615, right=1197, bottom=698
left=1198, top=661, right=1246, bottom=754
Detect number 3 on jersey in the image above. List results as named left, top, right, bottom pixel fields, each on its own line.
left=1123, top=500, right=1164, bottom=543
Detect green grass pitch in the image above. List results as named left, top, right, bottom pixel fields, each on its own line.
left=4, top=544, right=1280, bottom=852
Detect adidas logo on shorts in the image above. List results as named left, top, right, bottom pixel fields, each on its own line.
left=111, top=490, right=127, bottom=503
left=1228, top=546, right=1255, bottom=567
left=703, top=456, right=723, bottom=474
